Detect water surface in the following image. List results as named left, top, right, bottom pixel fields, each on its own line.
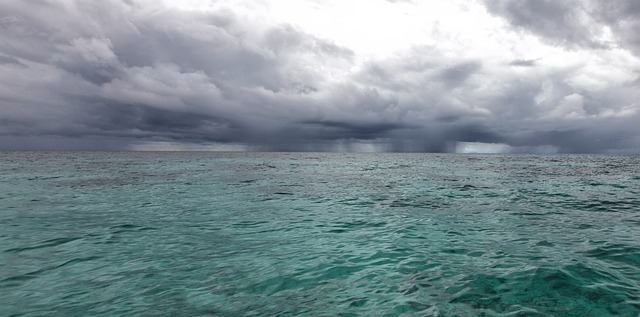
left=1, top=152, right=639, bottom=316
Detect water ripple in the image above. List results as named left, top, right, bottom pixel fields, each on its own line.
left=1, top=152, right=639, bottom=316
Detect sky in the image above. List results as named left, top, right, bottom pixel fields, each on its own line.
left=1, top=0, right=639, bottom=153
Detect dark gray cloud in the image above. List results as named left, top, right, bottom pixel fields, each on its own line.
left=509, top=59, right=537, bottom=67
left=297, top=120, right=409, bottom=140
left=0, top=0, right=352, bottom=147
left=483, top=0, right=640, bottom=55
left=0, top=0, right=638, bottom=152
left=0, top=55, right=23, bottom=66
left=483, top=0, right=605, bottom=48
left=438, top=62, right=482, bottom=88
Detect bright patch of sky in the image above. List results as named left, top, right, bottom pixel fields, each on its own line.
left=162, top=0, right=540, bottom=60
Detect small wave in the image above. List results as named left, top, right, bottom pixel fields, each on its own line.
left=450, top=264, right=638, bottom=316
left=4, top=237, right=80, bottom=254
left=109, top=224, right=157, bottom=234
left=582, top=243, right=640, bottom=267
left=1, top=256, right=100, bottom=285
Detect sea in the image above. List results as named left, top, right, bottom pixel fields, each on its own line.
left=1, top=152, right=639, bottom=316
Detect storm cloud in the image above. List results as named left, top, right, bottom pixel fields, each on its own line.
left=0, top=0, right=639, bottom=152
left=483, top=0, right=640, bottom=55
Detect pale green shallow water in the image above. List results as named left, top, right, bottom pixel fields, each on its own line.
left=1, top=152, right=639, bottom=316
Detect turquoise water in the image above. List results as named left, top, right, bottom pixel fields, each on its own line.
left=1, top=152, right=639, bottom=316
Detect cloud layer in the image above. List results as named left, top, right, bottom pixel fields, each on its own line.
left=0, top=0, right=639, bottom=152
